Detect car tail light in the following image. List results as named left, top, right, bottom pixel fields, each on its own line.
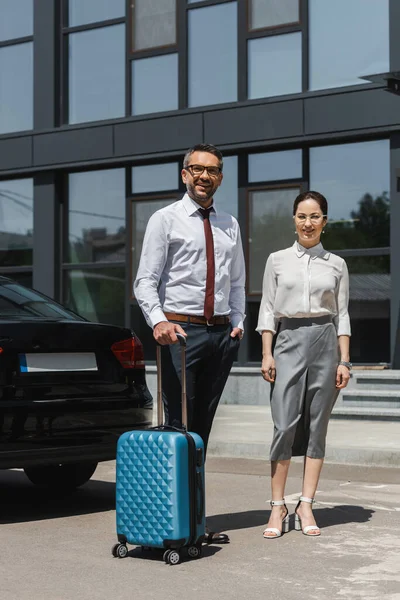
left=111, top=337, right=145, bottom=369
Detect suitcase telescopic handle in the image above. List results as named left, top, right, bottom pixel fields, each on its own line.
left=156, top=333, right=187, bottom=428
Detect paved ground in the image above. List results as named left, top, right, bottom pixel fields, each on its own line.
left=208, top=405, right=400, bottom=467
left=1, top=458, right=400, bottom=600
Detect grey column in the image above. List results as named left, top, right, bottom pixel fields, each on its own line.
left=34, top=0, right=60, bottom=129
left=390, top=136, right=400, bottom=367
left=33, top=173, right=60, bottom=299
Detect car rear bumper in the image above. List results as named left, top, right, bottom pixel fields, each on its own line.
left=0, top=399, right=153, bottom=468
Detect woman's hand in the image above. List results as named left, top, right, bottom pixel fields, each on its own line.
left=261, top=356, right=276, bottom=382
left=336, top=364, right=351, bottom=389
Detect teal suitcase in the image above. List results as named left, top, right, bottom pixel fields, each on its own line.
left=112, top=335, right=205, bottom=565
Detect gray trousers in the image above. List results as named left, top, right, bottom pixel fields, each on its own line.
left=270, top=316, right=339, bottom=461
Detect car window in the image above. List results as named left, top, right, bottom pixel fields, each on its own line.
left=0, top=282, right=84, bottom=321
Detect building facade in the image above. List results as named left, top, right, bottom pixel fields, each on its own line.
left=0, top=0, right=400, bottom=366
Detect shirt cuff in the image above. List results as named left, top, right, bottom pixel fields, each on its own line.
left=149, top=308, right=168, bottom=329
left=230, top=314, right=244, bottom=331
left=255, top=316, right=277, bottom=335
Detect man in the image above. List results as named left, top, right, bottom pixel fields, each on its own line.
left=134, top=143, right=246, bottom=543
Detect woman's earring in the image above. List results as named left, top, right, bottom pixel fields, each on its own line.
left=322, top=229, right=325, bottom=234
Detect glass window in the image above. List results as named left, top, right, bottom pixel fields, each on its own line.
left=132, top=0, right=176, bottom=51
left=248, top=0, right=299, bottom=30
left=347, top=258, right=390, bottom=363
left=2, top=272, right=33, bottom=288
left=309, top=0, right=389, bottom=91
left=214, top=156, right=238, bottom=218
left=248, top=32, right=302, bottom=99
left=132, top=198, right=177, bottom=283
left=0, top=179, right=33, bottom=267
left=64, top=267, right=125, bottom=326
left=248, top=187, right=300, bottom=294
left=0, top=42, right=33, bottom=134
left=68, top=0, right=125, bottom=27
left=131, top=163, right=179, bottom=194
left=310, top=140, right=390, bottom=250
left=0, top=0, right=33, bottom=41
left=188, top=2, right=237, bottom=107
left=69, top=25, right=125, bottom=124
left=68, top=169, right=125, bottom=264
left=132, top=54, right=178, bottom=116
left=249, top=149, right=302, bottom=182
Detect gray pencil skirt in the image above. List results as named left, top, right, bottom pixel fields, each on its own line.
left=269, top=315, right=339, bottom=461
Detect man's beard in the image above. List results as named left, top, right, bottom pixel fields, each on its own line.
left=186, top=181, right=217, bottom=204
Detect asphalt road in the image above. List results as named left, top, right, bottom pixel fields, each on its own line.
left=1, top=458, right=400, bottom=600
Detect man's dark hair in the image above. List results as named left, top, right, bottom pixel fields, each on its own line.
left=183, top=143, right=223, bottom=171
left=293, top=190, right=328, bottom=216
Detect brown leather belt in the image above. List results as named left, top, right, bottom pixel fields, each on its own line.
left=164, top=312, right=230, bottom=326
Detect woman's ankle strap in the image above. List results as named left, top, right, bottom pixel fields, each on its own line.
left=270, top=499, right=286, bottom=506
left=299, top=496, right=315, bottom=504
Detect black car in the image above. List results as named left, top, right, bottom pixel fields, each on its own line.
left=0, top=277, right=152, bottom=489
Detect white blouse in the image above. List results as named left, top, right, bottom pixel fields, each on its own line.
left=256, top=241, right=351, bottom=336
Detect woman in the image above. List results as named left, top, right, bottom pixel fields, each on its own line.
left=257, top=191, right=351, bottom=539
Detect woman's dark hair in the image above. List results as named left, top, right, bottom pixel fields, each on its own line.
left=293, top=191, right=328, bottom=216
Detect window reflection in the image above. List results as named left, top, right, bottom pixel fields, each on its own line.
left=248, top=187, right=300, bottom=294
left=69, top=25, right=125, bottom=124
left=132, top=0, right=176, bottom=51
left=0, top=42, right=33, bottom=134
left=68, top=170, right=125, bottom=264
left=69, top=0, right=125, bottom=27
left=188, top=2, right=237, bottom=107
left=214, top=156, right=238, bottom=218
left=249, top=149, right=302, bottom=182
left=131, top=198, right=177, bottom=284
left=0, top=179, right=33, bottom=267
left=346, top=258, right=390, bottom=363
left=248, top=0, right=299, bottom=30
left=132, top=54, right=178, bottom=115
left=310, top=140, right=390, bottom=250
left=309, top=0, right=389, bottom=90
left=131, top=163, right=179, bottom=194
left=248, top=33, right=302, bottom=99
left=64, top=267, right=125, bottom=326
left=0, top=0, right=33, bottom=41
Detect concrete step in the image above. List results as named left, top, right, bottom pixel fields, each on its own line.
left=341, top=389, right=400, bottom=410
left=352, top=370, right=400, bottom=390
left=331, top=405, right=400, bottom=420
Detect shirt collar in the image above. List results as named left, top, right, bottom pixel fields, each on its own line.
left=182, top=193, right=217, bottom=216
left=293, top=241, right=330, bottom=260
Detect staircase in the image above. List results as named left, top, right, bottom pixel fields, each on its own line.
left=333, top=370, right=400, bottom=420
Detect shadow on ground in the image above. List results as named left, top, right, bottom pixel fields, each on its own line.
left=207, top=505, right=374, bottom=533
left=0, top=469, right=115, bottom=525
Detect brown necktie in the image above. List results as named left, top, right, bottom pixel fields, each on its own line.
left=198, top=208, right=215, bottom=321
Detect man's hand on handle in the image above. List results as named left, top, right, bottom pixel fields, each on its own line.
left=153, top=321, right=187, bottom=345
left=230, top=327, right=243, bottom=339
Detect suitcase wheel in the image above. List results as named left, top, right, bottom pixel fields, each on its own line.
left=112, top=543, right=128, bottom=559
left=187, top=545, right=202, bottom=559
left=163, top=549, right=180, bottom=565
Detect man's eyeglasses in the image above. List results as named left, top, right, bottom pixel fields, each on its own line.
left=185, top=164, right=222, bottom=178
left=295, top=214, right=326, bottom=223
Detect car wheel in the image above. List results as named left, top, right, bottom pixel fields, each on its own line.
left=24, top=462, right=98, bottom=489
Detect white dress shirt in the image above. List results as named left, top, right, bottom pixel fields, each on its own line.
left=256, top=241, right=351, bottom=336
left=134, top=193, right=246, bottom=330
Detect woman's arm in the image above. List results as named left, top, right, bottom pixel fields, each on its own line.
left=261, top=330, right=276, bottom=382
left=336, top=335, right=351, bottom=389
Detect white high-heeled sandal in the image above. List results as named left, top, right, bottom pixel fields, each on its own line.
left=294, top=496, right=321, bottom=536
left=263, top=499, right=289, bottom=539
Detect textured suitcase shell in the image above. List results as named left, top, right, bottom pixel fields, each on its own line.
left=116, top=428, right=205, bottom=549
